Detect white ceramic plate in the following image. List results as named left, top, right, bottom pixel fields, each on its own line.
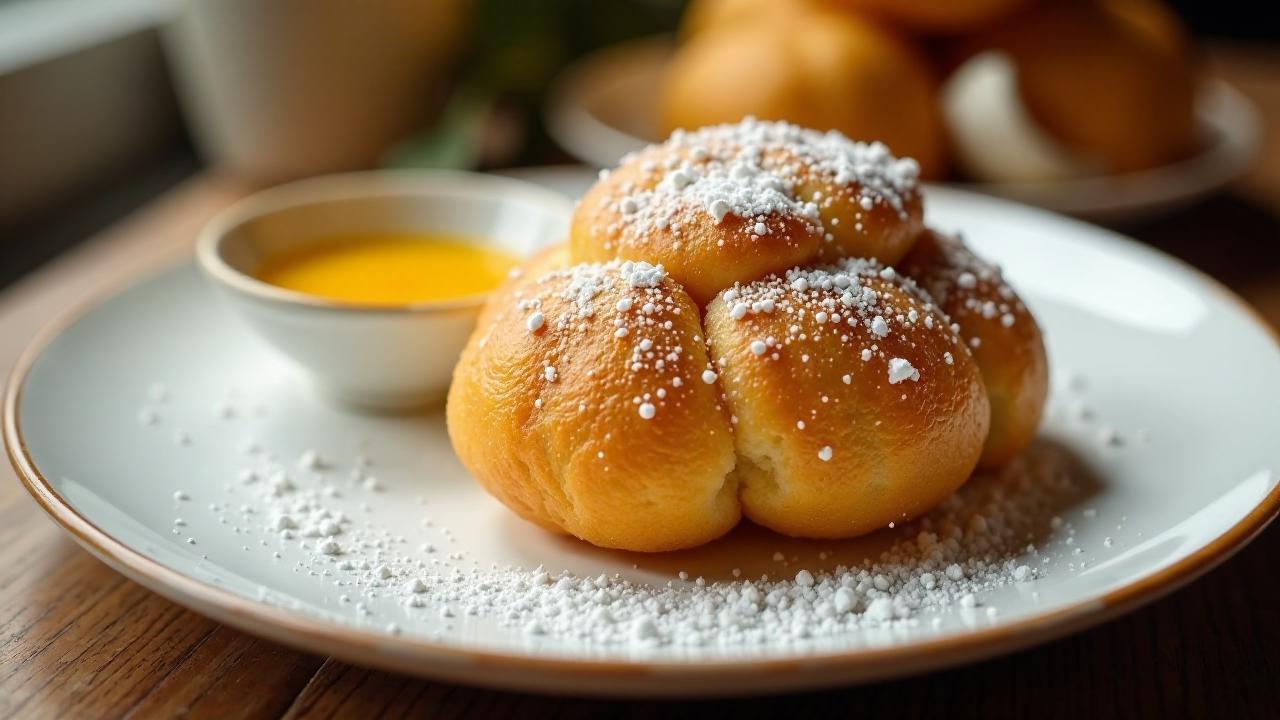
left=544, top=37, right=1262, bottom=224
left=7, top=182, right=1280, bottom=697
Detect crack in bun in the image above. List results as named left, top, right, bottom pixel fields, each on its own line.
left=704, top=259, right=989, bottom=539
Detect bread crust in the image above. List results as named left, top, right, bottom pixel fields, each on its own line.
left=451, top=119, right=1050, bottom=551
left=446, top=260, right=740, bottom=552
left=570, top=119, right=924, bottom=306
left=703, top=259, right=989, bottom=538
left=900, top=229, right=1048, bottom=468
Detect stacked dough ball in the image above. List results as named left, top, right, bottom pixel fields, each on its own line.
left=662, top=0, right=1198, bottom=182
left=448, top=119, right=1047, bottom=552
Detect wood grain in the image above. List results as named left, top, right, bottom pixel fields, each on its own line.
left=3, top=46, right=1280, bottom=718
left=0, top=174, right=330, bottom=720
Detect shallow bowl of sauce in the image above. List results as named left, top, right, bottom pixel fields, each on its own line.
left=196, top=171, right=572, bottom=409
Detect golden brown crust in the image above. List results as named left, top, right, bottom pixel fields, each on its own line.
left=569, top=119, right=924, bottom=306
left=451, top=120, right=1052, bottom=551
left=900, top=229, right=1048, bottom=468
left=796, top=170, right=924, bottom=267
left=571, top=151, right=822, bottom=307
left=446, top=258, right=740, bottom=552
left=703, top=259, right=990, bottom=538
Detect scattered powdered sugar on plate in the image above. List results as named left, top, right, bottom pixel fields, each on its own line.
left=1050, top=368, right=1147, bottom=454
left=132, top=381, right=1141, bottom=649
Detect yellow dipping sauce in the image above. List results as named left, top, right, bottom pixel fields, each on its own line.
left=256, top=233, right=517, bottom=306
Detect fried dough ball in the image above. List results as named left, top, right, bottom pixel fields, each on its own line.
left=447, top=259, right=739, bottom=551
left=900, top=230, right=1048, bottom=468
left=704, top=259, right=989, bottom=538
left=570, top=119, right=923, bottom=305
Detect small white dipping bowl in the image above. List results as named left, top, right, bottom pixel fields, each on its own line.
left=196, top=170, right=572, bottom=410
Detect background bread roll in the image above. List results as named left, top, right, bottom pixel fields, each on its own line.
left=703, top=259, right=990, bottom=539
left=956, top=0, right=1196, bottom=173
left=447, top=259, right=740, bottom=552
left=901, top=230, right=1048, bottom=468
left=660, top=11, right=946, bottom=178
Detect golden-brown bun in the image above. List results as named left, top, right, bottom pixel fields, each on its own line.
left=703, top=259, right=990, bottom=539
left=570, top=119, right=924, bottom=306
left=659, top=12, right=946, bottom=179
left=473, top=243, right=570, bottom=331
left=825, top=0, right=1035, bottom=34
left=900, top=230, right=1048, bottom=468
left=446, top=259, right=739, bottom=552
left=957, top=0, right=1196, bottom=173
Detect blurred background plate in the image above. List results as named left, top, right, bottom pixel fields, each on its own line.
left=544, top=36, right=1262, bottom=224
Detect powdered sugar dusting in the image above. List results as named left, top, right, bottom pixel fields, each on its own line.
left=190, top=429, right=1083, bottom=648
left=902, top=231, right=1029, bottom=349
left=131, top=379, right=1135, bottom=653
left=719, top=257, right=965, bottom=378
left=593, top=118, right=921, bottom=251
left=493, top=260, right=705, bottom=426
left=888, top=358, right=920, bottom=384
left=619, top=260, right=667, bottom=288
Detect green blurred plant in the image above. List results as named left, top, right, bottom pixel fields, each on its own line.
left=386, top=0, right=685, bottom=170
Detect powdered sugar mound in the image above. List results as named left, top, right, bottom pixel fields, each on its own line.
left=888, top=358, right=920, bottom=384
left=614, top=155, right=815, bottom=241
left=559, top=263, right=614, bottom=318
left=619, top=260, right=667, bottom=288
left=666, top=118, right=921, bottom=216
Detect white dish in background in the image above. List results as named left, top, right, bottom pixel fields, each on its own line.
left=7, top=180, right=1280, bottom=696
left=544, top=37, right=1262, bottom=224
left=196, top=170, right=572, bottom=410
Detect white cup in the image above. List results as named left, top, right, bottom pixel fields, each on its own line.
left=196, top=170, right=572, bottom=410
left=164, top=0, right=470, bottom=180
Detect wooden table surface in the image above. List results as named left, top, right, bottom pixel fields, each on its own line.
left=3, top=46, right=1280, bottom=718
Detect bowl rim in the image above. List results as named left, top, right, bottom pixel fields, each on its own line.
left=195, top=169, right=575, bottom=315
